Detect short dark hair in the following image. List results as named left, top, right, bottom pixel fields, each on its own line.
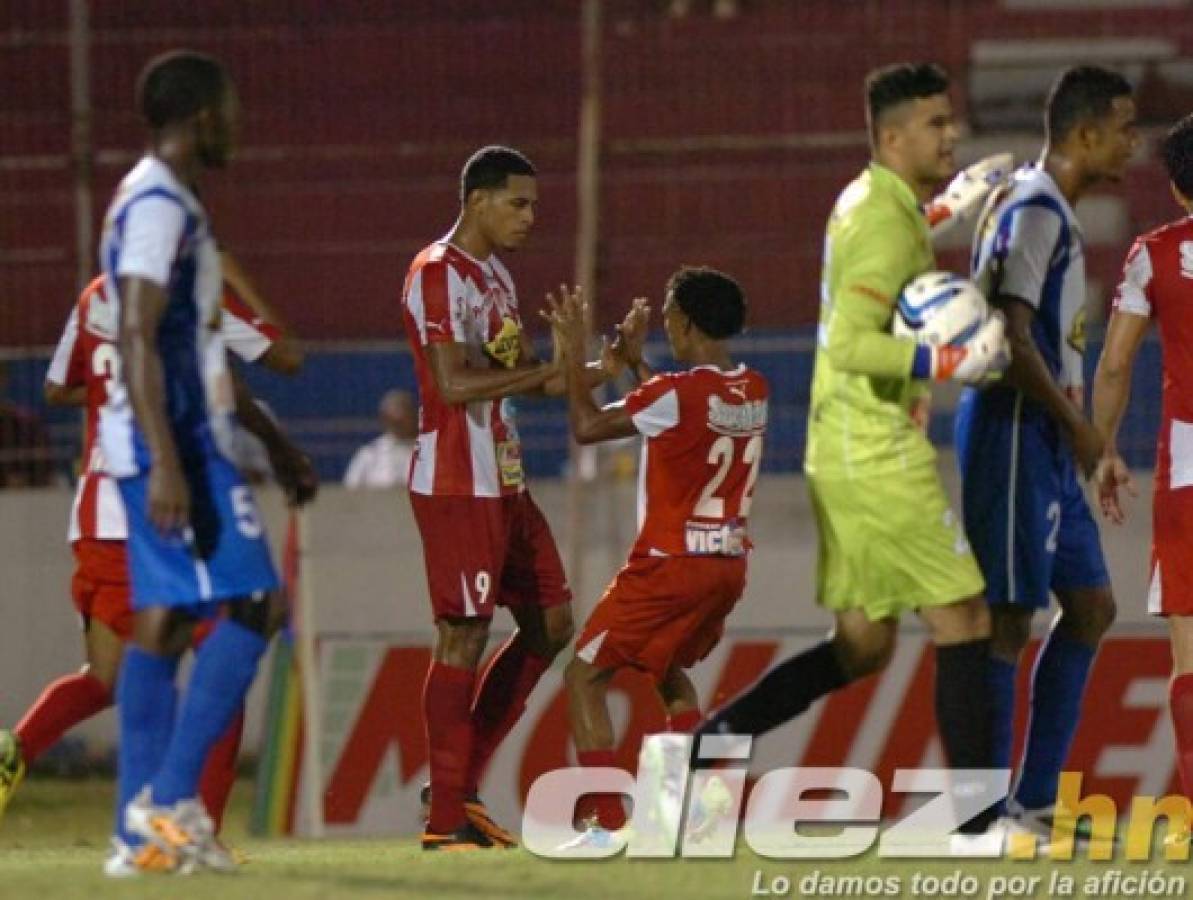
left=1162, top=113, right=1193, bottom=199
left=668, top=267, right=746, bottom=340
left=865, top=63, right=950, bottom=139
left=136, top=50, right=228, bottom=130
left=1045, top=65, right=1133, bottom=144
left=460, top=146, right=536, bottom=204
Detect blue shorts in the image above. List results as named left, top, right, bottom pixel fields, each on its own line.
left=955, top=387, right=1109, bottom=609
left=118, top=449, right=278, bottom=612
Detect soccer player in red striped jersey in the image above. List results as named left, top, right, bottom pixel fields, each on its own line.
left=0, top=257, right=301, bottom=828
left=1093, top=114, right=1193, bottom=838
left=402, top=146, right=629, bottom=850
left=547, top=268, right=768, bottom=834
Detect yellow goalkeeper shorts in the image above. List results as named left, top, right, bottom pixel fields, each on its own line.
left=808, top=464, right=984, bottom=621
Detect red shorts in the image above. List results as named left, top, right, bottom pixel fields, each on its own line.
left=71, top=538, right=220, bottom=644
left=71, top=538, right=134, bottom=640
left=574, top=555, right=747, bottom=681
left=1149, top=486, right=1193, bottom=616
left=409, top=491, right=571, bottom=621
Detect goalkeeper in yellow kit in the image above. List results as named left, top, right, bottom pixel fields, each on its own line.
left=693, top=63, right=1011, bottom=844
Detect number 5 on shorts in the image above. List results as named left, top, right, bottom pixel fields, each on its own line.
left=231, top=486, right=263, bottom=538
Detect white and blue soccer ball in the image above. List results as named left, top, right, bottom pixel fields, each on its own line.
left=894, top=271, right=989, bottom=347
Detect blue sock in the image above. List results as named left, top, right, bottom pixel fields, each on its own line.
left=150, top=619, right=267, bottom=806
left=115, top=647, right=179, bottom=845
left=1013, top=629, right=1096, bottom=811
left=987, top=655, right=1018, bottom=816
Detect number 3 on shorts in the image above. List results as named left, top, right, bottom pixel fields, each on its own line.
left=231, top=486, right=263, bottom=538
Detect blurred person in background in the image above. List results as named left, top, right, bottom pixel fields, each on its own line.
left=343, top=389, right=417, bottom=489
left=0, top=361, right=54, bottom=488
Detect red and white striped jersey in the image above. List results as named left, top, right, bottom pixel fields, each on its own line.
left=1113, top=216, right=1193, bottom=492
left=623, top=365, right=769, bottom=558
left=46, top=277, right=280, bottom=543
left=401, top=240, right=526, bottom=498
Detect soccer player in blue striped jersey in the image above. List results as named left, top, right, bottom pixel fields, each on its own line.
left=97, top=51, right=314, bottom=876
left=956, top=66, right=1139, bottom=839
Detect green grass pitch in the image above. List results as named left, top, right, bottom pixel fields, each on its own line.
left=0, top=778, right=1189, bottom=899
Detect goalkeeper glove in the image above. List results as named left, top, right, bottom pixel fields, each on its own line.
left=925, top=153, right=1014, bottom=239
left=928, top=312, right=1011, bottom=385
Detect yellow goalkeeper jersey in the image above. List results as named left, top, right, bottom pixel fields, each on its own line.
left=804, top=163, right=936, bottom=480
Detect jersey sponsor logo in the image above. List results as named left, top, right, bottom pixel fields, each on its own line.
left=1066, top=305, right=1087, bottom=354
left=497, top=440, right=524, bottom=488
left=1181, top=241, right=1193, bottom=280
left=707, top=396, right=767, bottom=437
left=684, top=520, right=747, bottom=556
left=484, top=317, right=522, bottom=369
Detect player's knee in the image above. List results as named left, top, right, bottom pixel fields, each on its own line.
left=435, top=618, right=490, bottom=668
left=1074, top=591, right=1117, bottom=640
left=134, top=608, right=194, bottom=656
left=990, top=608, right=1031, bottom=658
left=835, top=634, right=894, bottom=678
left=564, top=656, right=597, bottom=694
left=543, top=608, right=575, bottom=657
left=80, top=661, right=117, bottom=693
left=263, top=590, right=289, bottom=638
left=851, top=642, right=894, bottom=677
left=226, top=595, right=271, bottom=636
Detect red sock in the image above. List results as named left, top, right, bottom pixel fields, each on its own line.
left=424, top=662, right=476, bottom=834
left=1170, top=673, right=1193, bottom=798
left=15, top=672, right=111, bottom=763
left=197, top=707, right=244, bottom=831
left=465, top=639, right=550, bottom=795
left=576, top=749, right=627, bottom=829
left=667, top=709, right=702, bottom=733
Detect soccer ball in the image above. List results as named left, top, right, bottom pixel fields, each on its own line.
left=893, top=271, right=989, bottom=347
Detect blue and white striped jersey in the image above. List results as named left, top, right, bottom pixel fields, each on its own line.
left=97, top=156, right=230, bottom=477
left=971, top=164, right=1087, bottom=395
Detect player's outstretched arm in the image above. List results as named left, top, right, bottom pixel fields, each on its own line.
left=119, top=275, right=189, bottom=532
left=539, top=293, right=653, bottom=395
left=546, top=286, right=639, bottom=445
left=925, top=153, right=1014, bottom=240
left=610, top=297, right=654, bottom=383
left=220, top=250, right=305, bottom=375
left=998, top=295, right=1101, bottom=477
left=1091, top=308, right=1148, bottom=523
left=533, top=321, right=618, bottom=397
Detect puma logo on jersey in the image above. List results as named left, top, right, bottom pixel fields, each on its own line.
left=726, top=385, right=747, bottom=401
